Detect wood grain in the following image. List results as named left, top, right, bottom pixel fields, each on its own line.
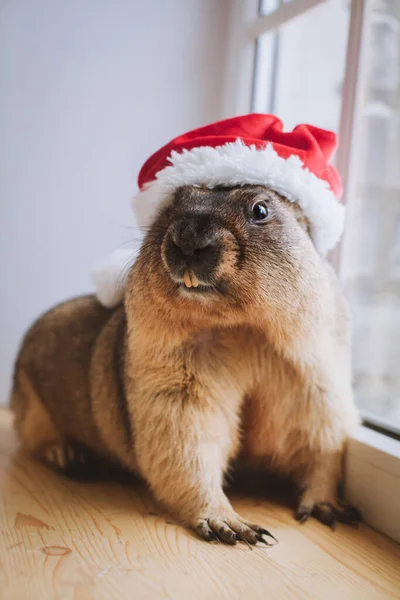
left=0, top=408, right=399, bottom=600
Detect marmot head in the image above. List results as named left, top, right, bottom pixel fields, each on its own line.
left=132, top=184, right=324, bottom=327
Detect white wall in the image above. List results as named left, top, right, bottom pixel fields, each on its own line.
left=0, top=0, right=231, bottom=404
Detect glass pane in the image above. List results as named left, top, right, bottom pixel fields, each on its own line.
left=341, top=0, right=400, bottom=434
left=253, top=0, right=350, bottom=133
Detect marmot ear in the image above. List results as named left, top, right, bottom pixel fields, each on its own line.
left=288, top=200, right=311, bottom=237
left=91, top=248, right=136, bottom=308
left=301, top=215, right=313, bottom=241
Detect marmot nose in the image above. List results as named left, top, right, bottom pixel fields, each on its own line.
left=171, top=232, right=215, bottom=257
left=170, top=219, right=219, bottom=257
left=165, top=217, right=222, bottom=281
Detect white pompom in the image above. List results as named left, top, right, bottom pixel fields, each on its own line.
left=91, top=248, right=136, bottom=308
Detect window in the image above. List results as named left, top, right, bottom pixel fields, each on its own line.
left=252, top=0, right=350, bottom=133
left=340, top=0, right=400, bottom=437
left=225, top=0, right=400, bottom=542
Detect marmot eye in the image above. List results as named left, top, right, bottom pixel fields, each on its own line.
left=251, top=201, right=270, bottom=223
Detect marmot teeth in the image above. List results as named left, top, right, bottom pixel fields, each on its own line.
left=183, top=270, right=200, bottom=288
left=191, top=272, right=199, bottom=288
left=183, top=270, right=192, bottom=288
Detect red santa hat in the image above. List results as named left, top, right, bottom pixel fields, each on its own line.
left=132, top=114, right=344, bottom=256
left=93, top=114, right=345, bottom=308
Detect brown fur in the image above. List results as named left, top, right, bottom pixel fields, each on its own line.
left=11, top=185, right=359, bottom=543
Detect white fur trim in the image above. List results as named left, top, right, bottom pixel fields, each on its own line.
left=91, top=248, right=135, bottom=308
left=133, top=140, right=344, bottom=256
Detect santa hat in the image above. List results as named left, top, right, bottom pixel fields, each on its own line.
left=93, top=114, right=344, bottom=308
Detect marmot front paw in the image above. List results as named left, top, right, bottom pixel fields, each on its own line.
left=295, top=500, right=361, bottom=529
left=193, top=513, right=278, bottom=546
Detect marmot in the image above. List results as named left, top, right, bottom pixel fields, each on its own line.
left=11, top=115, right=360, bottom=545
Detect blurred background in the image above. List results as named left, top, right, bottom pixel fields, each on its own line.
left=1, top=0, right=399, bottom=434
left=0, top=0, right=230, bottom=403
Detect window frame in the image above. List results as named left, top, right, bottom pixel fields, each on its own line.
left=224, top=0, right=400, bottom=543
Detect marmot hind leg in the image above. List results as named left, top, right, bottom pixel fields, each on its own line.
left=11, top=369, right=90, bottom=475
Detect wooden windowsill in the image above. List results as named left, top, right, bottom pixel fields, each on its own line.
left=0, top=408, right=399, bottom=600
